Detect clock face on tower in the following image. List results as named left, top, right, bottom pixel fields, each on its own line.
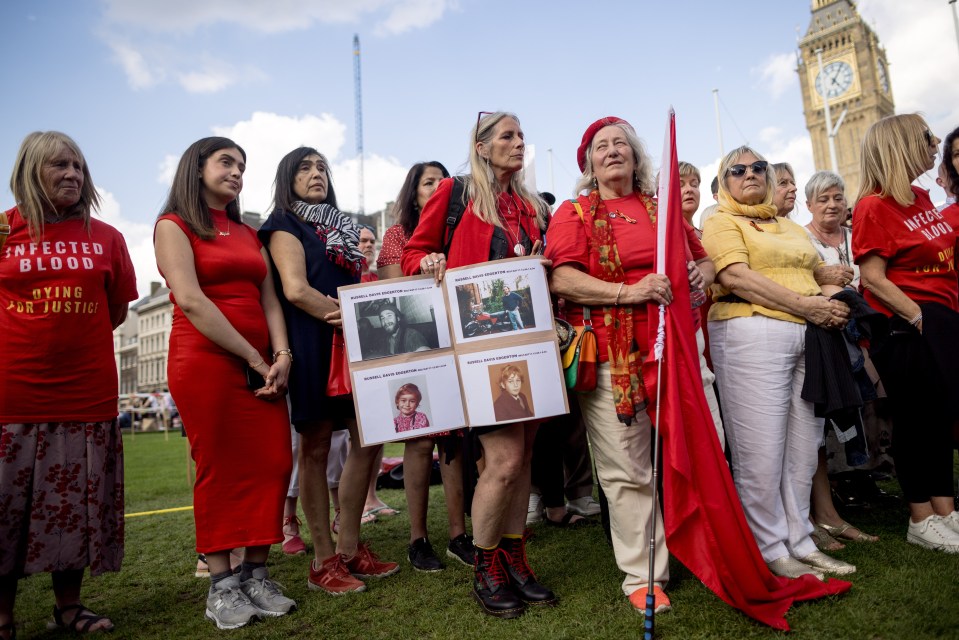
left=878, top=59, right=890, bottom=93
left=815, top=60, right=855, bottom=99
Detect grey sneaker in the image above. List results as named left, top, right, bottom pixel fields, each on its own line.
left=205, top=575, right=260, bottom=630
left=241, top=567, right=297, bottom=617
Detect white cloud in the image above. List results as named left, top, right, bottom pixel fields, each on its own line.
left=107, top=39, right=161, bottom=89
left=329, top=153, right=411, bottom=214
left=101, top=0, right=454, bottom=34
left=375, top=0, right=454, bottom=35
left=95, top=188, right=162, bottom=298
left=857, top=0, right=959, bottom=134
left=754, top=52, right=797, bottom=101
left=157, top=154, right=178, bottom=186
left=211, top=111, right=350, bottom=214
left=177, top=68, right=235, bottom=94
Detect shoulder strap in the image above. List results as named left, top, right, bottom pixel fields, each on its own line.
left=569, top=198, right=585, bottom=223
left=442, top=176, right=469, bottom=257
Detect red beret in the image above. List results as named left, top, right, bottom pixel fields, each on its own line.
left=577, top=116, right=630, bottom=172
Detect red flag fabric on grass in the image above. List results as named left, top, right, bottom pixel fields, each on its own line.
left=641, top=109, right=851, bottom=631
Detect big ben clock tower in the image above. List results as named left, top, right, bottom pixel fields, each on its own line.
left=798, top=0, right=895, bottom=200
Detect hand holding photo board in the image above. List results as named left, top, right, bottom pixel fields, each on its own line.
left=338, top=257, right=569, bottom=446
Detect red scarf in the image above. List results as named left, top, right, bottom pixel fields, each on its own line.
left=585, top=189, right=655, bottom=425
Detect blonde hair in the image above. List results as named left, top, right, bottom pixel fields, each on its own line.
left=9, top=131, right=99, bottom=241
left=574, top=121, right=655, bottom=196
left=468, top=112, right=548, bottom=228
left=717, top=145, right=776, bottom=207
left=856, top=113, right=933, bottom=207
left=678, top=161, right=701, bottom=182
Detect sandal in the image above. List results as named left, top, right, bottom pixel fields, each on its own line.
left=47, top=604, right=114, bottom=634
left=811, top=524, right=845, bottom=551
left=544, top=511, right=588, bottom=528
left=816, top=521, right=879, bottom=543
left=363, top=504, right=399, bottom=518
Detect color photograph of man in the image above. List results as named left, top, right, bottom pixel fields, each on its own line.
left=492, top=363, right=534, bottom=422
left=501, top=285, right=525, bottom=330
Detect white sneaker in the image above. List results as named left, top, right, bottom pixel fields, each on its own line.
left=206, top=575, right=260, bottom=629
left=906, top=515, right=959, bottom=553
left=566, top=495, right=601, bottom=517
left=941, top=511, right=959, bottom=536
left=526, top=493, right=543, bottom=525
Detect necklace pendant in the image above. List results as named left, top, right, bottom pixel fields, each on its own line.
left=217, top=230, right=230, bottom=237
left=513, top=243, right=526, bottom=257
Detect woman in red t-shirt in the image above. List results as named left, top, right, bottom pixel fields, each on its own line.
left=853, top=114, right=959, bottom=552
left=547, top=117, right=716, bottom=614
left=402, top=112, right=552, bottom=618
left=1, top=132, right=137, bottom=635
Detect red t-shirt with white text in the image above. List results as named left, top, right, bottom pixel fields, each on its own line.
left=852, top=187, right=958, bottom=315
left=0, top=207, right=138, bottom=422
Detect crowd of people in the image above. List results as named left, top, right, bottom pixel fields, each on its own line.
left=1, top=111, right=958, bottom=634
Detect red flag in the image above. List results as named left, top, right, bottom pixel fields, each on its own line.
left=642, top=109, right=851, bottom=631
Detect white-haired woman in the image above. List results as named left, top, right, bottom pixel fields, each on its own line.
left=402, top=112, right=552, bottom=619
left=803, top=170, right=880, bottom=550
left=702, top=146, right=855, bottom=580
left=546, top=116, right=714, bottom=614
left=772, top=162, right=798, bottom=218
left=1, top=132, right=137, bottom=635
left=853, top=114, right=959, bottom=552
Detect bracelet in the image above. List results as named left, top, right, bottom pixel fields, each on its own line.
left=614, top=282, right=625, bottom=305
left=247, top=359, right=265, bottom=369
left=273, top=349, right=293, bottom=362
left=908, top=311, right=923, bottom=327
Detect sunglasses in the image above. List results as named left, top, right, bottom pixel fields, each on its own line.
left=923, top=129, right=935, bottom=145
left=726, top=160, right=769, bottom=178
left=476, top=111, right=494, bottom=140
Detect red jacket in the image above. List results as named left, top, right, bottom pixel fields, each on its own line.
left=401, top=177, right=542, bottom=275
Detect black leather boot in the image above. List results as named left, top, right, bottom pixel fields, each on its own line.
left=473, top=546, right=525, bottom=618
left=500, top=535, right=557, bottom=606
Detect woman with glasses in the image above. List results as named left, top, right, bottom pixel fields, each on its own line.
left=853, top=115, right=959, bottom=552
left=402, top=112, right=552, bottom=619
left=702, top=146, right=855, bottom=580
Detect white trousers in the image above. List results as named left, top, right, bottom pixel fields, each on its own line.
left=696, top=327, right=725, bottom=450
left=578, top=363, right=669, bottom=596
left=708, top=316, right=819, bottom=562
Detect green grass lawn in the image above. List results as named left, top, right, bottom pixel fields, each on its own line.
left=11, top=431, right=959, bottom=639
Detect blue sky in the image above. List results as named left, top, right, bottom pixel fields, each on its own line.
left=2, top=0, right=957, bottom=296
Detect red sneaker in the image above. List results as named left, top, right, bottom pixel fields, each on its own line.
left=308, top=556, right=366, bottom=595
left=346, top=542, right=400, bottom=579
left=628, top=585, right=671, bottom=614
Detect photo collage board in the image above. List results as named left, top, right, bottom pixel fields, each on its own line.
left=338, top=256, right=569, bottom=446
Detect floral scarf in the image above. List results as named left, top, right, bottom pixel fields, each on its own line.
left=291, top=201, right=366, bottom=276
left=585, top=189, right=655, bottom=425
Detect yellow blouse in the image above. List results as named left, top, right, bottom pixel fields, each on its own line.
left=702, top=212, right=823, bottom=324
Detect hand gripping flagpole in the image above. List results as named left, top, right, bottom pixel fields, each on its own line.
left=644, top=107, right=675, bottom=640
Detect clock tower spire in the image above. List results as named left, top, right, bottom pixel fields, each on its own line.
left=797, top=0, right=895, bottom=200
